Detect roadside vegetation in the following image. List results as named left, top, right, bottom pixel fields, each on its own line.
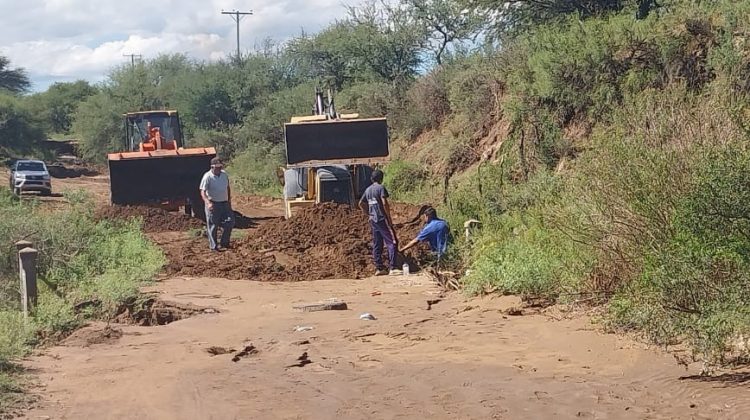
left=0, top=189, right=164, bottom=405
left=2, top=0, right=750, bottom=370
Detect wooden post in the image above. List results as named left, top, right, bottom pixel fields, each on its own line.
left=18, top=247, right=38, bottom=318
left=15, top=240, right=33, bottom=252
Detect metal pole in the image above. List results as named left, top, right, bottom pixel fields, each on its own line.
left=221, top=10, right=253, bottom=63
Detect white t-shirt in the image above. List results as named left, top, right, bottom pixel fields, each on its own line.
left=199, top=170, right=230, bottom=202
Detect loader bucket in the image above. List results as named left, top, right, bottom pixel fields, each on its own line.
left=284, top=117, right=389, bottom=167
left=107, top=147, right=216, bottom=206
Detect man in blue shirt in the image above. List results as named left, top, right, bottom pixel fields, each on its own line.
left=399, top=206, right=449, bottom=259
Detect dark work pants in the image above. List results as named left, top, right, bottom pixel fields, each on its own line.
left=206, top=201, right=234, bottom=250
left=370, top=219, right=396, bottom=270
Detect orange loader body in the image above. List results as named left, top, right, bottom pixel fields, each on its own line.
left=107, top=110, right=216, bottom=219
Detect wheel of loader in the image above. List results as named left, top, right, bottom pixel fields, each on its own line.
left=188, top=193, right=206, bottom=222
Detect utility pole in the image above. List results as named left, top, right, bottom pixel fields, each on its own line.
left=123, top=54, right=142, bottom=68
left=221, top=9, right=253, bottom=63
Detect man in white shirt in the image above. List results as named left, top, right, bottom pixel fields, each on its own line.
left=199, top=157, right=234, bottom=251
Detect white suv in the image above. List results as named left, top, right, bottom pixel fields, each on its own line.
left=9, top=160, right=52, bottom=196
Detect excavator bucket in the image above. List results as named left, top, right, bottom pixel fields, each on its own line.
left=284, top=117, right=389, bottom=167
left=107, top=147, right=216, bottom=206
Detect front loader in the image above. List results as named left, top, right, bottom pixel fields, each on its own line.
left=107, top=110, right=215, bottom=220
left=280, top=89, right=390, bottom=218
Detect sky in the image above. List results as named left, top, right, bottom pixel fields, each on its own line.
left=0, top=0, right=355, bottom=92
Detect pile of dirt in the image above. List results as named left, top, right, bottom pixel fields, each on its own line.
left=114, top=297, right=218, bottom=326
left=63, top=325, right=123, bottom=347
left=95, top=205, right=204, bottom=233
left=164, top=202, right=432, bottom=282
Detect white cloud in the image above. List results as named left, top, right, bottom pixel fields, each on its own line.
left=0, top=0, right=355, bottom=91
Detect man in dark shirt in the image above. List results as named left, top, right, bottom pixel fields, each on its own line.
left=400, top=206, right=450, bottom=260
left=359, top=169, right=398, bottom=275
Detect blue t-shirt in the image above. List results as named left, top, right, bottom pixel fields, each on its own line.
left=416, top=218, right=450, bottom=257
left=360, top=183, right=389, bottom=223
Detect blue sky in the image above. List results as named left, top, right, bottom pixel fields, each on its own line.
left=0, top=0, right=356, bottom=92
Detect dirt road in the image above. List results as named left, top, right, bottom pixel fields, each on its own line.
left=16, top=165, right=750, bottom=419
left=23, top=276, right=749, bottom=419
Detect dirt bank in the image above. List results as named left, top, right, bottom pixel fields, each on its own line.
left=95, top=205, right=204, bottom=233
left=161, top=203, right=433, bottom=282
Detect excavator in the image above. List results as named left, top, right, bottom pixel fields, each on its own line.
left=280, top=89, right=390, bottom=218
left=107, top=110, right=216, bottom=220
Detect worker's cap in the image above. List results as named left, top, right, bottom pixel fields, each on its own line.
left=210, top=157, right=224, bottom=167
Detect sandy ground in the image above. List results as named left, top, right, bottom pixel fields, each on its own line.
left=10, top=160, right=750, bottom=419
left=22, top=276, right=750, bottom=420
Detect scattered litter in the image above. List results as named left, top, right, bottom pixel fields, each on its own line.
left=371, top=291, right=382, bottom=296
left=294, top=325, right=314, bottom=332
left=293, top=299, right=348, bottom=312
left=232, top=344, right=259, bottom=362
left=292, top=340, right=310, bottom=346
left=359, top=313, right=376, bottom=321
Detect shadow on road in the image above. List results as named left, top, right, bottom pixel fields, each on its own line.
left=680, top=371, right=750, bottom=388
left=48, top=164, right=100, bottom=179
left=232, top=212, right=279, bottom=229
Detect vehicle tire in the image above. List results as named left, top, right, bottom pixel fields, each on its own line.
left=13, top=188, right=20, bottom=196
left=188, top=193, right=206, bottom=222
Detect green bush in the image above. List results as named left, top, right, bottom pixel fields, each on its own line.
left=0, top=312, right=32, bottom=363
left=460, top=170, right=593, bottom=300
left=228, top=142, right=284, bottom=197
left=0, top=189, right=165, bottom=344
left=338, top=82, right=397, bottom=119
left=0, top=93, right=47, bottom=157
left=384, top=159, right=430, bottom=203
left=604, top=146, right=750, bottom=362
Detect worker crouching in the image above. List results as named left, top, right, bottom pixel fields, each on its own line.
left=400, top=206, right=450, bottom=262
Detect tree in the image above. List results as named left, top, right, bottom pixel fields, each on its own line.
left=287, top=2, right=424, bottom=90
left=0, top=56, right=30, bottom=94
left=0, top=93, right=45, bottom=155
left=463, top=0, right=627, bottom=39
left=403, top=0, right=487, bottom=65
left=287, top=24, right=362, bottom=90
left=72, top=91, right=124, bottom=162
left=347, top=2, right=426, bottom=84
left=27, top=81, right=97, bottom=134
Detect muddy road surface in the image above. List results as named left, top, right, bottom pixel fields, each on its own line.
left=13, top=162, right=750, bottom=419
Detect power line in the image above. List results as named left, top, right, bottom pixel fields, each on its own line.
left=221, top=10, right=253, bottom=63
left=123, top=54, right=142, bottom=68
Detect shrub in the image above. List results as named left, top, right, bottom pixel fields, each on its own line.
left=0, top=312, right=32, bottom=364
left=460, top=170, right=594, bottom=300
left=384, top=159, right=430, bottom=202
left=228, top=141, right=284, bottom=197
left=0, top=189, right=164, bottom=340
